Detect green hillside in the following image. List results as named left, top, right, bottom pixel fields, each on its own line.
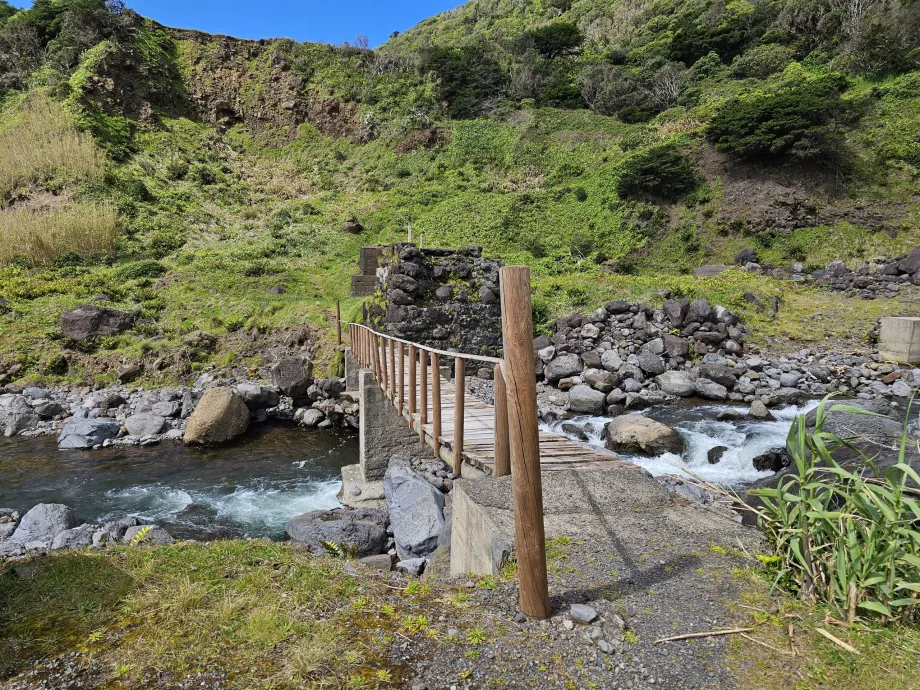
left=0, top=0, right=918, bottom=384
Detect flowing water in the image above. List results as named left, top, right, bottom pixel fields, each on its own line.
left=543, top=401, right=821, bottom=486
left=0, top=423, right=357, bottom=540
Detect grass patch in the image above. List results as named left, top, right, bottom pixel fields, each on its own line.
left=0, top=95, right=103, bottom=204
left=0, top=204, right=117, bottom=265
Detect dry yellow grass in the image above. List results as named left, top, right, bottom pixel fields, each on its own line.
left=0, top=204, right=117, bottom=264
left=0, top=96, right=103, bottom=204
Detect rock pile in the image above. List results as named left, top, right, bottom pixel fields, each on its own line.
left=536, top=298, right=920, bottom=417
left=0, top=503, right=173, bottom=562
left=741, top=247, right=920, bottom=300
left=370, top=244, right=504, bottom=357
left=0, top=358, right=357, bottom=446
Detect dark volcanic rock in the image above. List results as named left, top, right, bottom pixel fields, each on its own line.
left=61, top=305, right=134, bottom=340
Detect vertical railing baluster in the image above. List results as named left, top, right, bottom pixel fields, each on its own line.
left=419, top=350, right=428, bottom=444
left=389, top=339, right=396, bottom=404
left=373, top=334, right=382, bottom=384
left=453, top=357, right=465, bottom=476
left=494, top=362, right=511, bottom=477
left=398, top=342, right=405, bottom=416
left=380, top=336, right=389, bottom=397
left=409, top=345, right=417, bottom=424
left=432, top=353, right=442, bottom=459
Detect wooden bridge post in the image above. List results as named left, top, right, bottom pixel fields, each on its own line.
left=499, top=265, right=550, bottom=620
left=336, top=300, right=342, bottom=346
left=388, top=339, right=396, bottom=403
left=380, top=337, right=389, bottom=397
left=373, top=334, right=382, bottom=384
left=432, top=353, right=442, bottom=458
left=493, top=362, right=511, bottom=477
left=453, top=357, right=465, bottom=476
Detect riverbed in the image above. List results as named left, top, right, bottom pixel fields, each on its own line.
left=0, top=423, right=357, bottom=540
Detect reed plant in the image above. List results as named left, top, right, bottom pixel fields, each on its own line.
left=0, top=204, right=116, bottom=264
left=0, top=96, right=103, bottom=204
left=750, top=396, right=920, bottom=624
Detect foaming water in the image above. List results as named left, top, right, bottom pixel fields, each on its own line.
left=542, top=400, right=820, bottom=485
left=0, top=423, right=357, bottom=539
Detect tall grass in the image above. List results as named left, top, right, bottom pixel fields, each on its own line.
left=750, top=396, right=920, bottom=624
left=0, top=204, right=117, bottom=264
left=0, top=96, right=103, bottom=204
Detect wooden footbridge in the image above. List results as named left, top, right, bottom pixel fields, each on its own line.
left=344, top=265, right=635, bottom=620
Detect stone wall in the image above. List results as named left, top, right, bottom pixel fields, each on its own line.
left=368, top=244, right=504, bottom=358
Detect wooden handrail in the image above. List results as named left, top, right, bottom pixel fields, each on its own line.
left=344, top=322, right=502, bottom=364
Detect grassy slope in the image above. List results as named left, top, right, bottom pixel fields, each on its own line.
left=0, top=6, right=918, bottom=385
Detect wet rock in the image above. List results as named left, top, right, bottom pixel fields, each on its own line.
left=748, top=400, right=775, bottom=420
left=707, top=446, right=729, bottom=464
left=753, top=449, right=790, bottom=473
left=295, top=408, right=325, bottom=428
left=605, top=415, right=684, bottom=455
left=183, top=388, right=250, bottom=446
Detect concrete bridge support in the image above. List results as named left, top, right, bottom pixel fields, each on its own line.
left=879, top=317, right=920, bottom=364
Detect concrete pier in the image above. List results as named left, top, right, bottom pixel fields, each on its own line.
left=879, top=317, right=920, bottom=364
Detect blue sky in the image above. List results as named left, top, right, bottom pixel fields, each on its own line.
left=7, top=1, right=461, bottom=47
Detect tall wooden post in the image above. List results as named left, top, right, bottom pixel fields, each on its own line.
left=380, top=337, right=389, bottom=396
left=500, top=265, right=549, bottom=620
left=373, top=334, right=382, bottom=383
left=336, top=301, right=342, bottom=346
left=419, top=350, right=428, bottom=443
left=432, top=353, right=442, bottom=458
left=453, top=357, right=465, bottom=476
left=494, top=362, right=511, bottom=477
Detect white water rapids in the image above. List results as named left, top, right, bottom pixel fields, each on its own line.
left=542, top=401, right=820, bottom=485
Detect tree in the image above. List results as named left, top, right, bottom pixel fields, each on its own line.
left=706, top=74, right=852, bottom=161
left=528, top=21, right=583, bottom=59
left=0, top=1, right=16, bottom=25
left=580, top=62, right=641, bottom=115
left=615, top=143, right=699, bottom=201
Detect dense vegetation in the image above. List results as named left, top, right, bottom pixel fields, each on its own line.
left=0, top=0, right=918, bottom=384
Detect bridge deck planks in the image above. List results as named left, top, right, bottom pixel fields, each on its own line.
left=384, top=351, right=639, bottom=475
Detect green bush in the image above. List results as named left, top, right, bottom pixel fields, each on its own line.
left=707, top=74, right=852, bottom=161
left=730, top=44, right=794, bottom=78
left=750, top=398, right=920, bottom=624
left=615, top=143, right=699, bottom=201
left=116, top=260, right=166, bottom=280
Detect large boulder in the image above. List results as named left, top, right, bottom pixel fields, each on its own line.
left=662, top=299, right=690, bottom=327
left=897, top=247, right=920, bottom=275
left=686, top=298, right=714, bottom=324
left=124, top=413, right=167, bottom=437
left=544, top=354, right=583, bottom=384
left=51, top=524, right=98, bottom=550
left=656, top=371, right=695, bottom=397
left=183, top=388, right=250, bottom=445
left=60, top=304, right=134, bottom=340
left=235, top=383, right=280, bottom=410
left=384, top=465, right=445, bottom=560
left=285, top=508, right=388, bottom=558
left=583, top=369, right=618, bottom=394
left=637, top=351, right=665, bottom=375
left=802, top=400, right=903, bottom=447
left=605, top=416, right=685, bottom=456
left=58, top=418, right=121, bottom=449
left=698, top=363, right=736, bottom=389
left=568, top=385, right=607, bottom=414
left=0, top=396, right=39, bottom=437
left=122, top=525, right=175, bottom=546
left=695, top=379, right=729, bottom=401
left=10, top=504, right=76, bottom=545
left=270, top=356, right=314, bottom=398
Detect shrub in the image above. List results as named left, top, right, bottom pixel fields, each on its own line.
left=750, top=398, right=920, bottom=624
left=615, top=143, right=699, bottom=201
left=0, top=203, right=116, bottom=265
left=0, top=96, right=103, bottom=204
left=707, top=74, right=851, bottom=161
left=580, top=63, right=640, bottom=116
left=730, top=44, right=794, bottom=78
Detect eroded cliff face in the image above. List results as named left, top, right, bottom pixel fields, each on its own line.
left=79, top=16, right=369, bottom=141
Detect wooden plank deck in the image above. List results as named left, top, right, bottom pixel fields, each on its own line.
left=380, top=351, right=639, bottom=475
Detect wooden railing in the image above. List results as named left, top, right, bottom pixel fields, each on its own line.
left=345, top=322, right=510, bottom=478
left=344, top=265, right=549, bottom=619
